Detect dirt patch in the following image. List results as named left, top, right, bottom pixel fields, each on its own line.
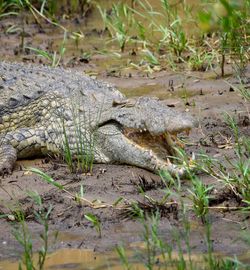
left=0, top=9, right=250, bottom=263
left=0, top=161, right=249, bottom=260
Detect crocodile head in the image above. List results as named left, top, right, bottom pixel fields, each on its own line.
left=94, top=96, right=195, bottom=176
left=109, top=97, right=193, bottom=134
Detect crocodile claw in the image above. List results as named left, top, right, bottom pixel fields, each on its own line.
left=0, top=145, right=17, bottom=177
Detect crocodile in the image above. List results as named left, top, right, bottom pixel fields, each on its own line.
left=0, top=61, right=194, bottom=177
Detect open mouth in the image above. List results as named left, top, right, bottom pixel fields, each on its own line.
left=123, top=128, right=189, bottom=161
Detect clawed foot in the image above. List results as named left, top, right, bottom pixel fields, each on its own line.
left=0, top=145, right=17, bottom=178
left=0, top=163, right=14, bottom=177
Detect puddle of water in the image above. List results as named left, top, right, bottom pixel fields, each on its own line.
left=120, top=84, right=198, bottom=100
left=0, top=248, right=146, bottom=270
left=55, top=231, right=82, bottom=242
left=3, top=247, right=246, bottom=270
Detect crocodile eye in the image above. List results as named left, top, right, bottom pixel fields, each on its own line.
left=8, top=97, right=19, bottom=107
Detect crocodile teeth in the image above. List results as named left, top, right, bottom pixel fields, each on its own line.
left=166, top=158, right=172, bottom=165
left=170, top=134, right=177, bottom=141
left=163, top=133, right=173, bottom=146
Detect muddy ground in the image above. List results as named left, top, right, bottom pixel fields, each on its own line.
left=0, top=11, right=250, bottom=264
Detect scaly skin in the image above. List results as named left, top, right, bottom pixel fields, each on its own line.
left=0, top=61, right=194, bottom=176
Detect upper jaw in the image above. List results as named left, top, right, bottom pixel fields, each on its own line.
left=143, top=112, right=195, bottom=135
left=110, top=97, right=195, bottom=135
left=98, top=96, right=195, bottom=138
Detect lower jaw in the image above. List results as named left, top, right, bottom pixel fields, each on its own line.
left=124, top=131, right=180, bottom=160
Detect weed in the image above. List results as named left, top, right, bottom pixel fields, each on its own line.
left=73, top=109, right=96, bottom=174
left=28, top=168, right=105, bottom=209
left=10, top=191, right=52, bottom=270
left=118, top=201, right=249, bottom=269
left=84, top=213, right=102, bottom=238
left=1, top=0, right=248, bottom=76
left=226, top=81, right=250, bottom=102
left=98, top=2, right=134, bottom=52
left=195, top=114, right=250, bottom=209
left=95, top=0, right=250, bottom=75
left=123, top=194, right=177, bottom=220
left=132, top=174, right=166, bottom=193
left=142, top=49, right=159, bottom=66
left=60, top=104, right=97, bottom=174
left=61, top=117, right=74, bottom=173
left=188, top=49, right=215, bottom=72
left=0, top=0, right=91, bottom=19
left=168, top=19, right=188, bottom=62
left=116, top=245, right=132, bottom=270
left=70, top=31, right=85, bottom=49
left=202, top=115, right=250, bottom=206
left=204, top=219, right=246, bottom=270
left=122, top=201, right=144, bottom=219
left=0, top=0, right=19, bottom=18
left=29, top=167, right=64, bottom=189
left=4, top=24, right=22, bottom=34
left=12, top=211, right=34, bottom=270
left=142, top=213, right=160, bottom=270
left=75, top=184, right=85, bottom=204
left=198, top=0, right=249, bottom=77
left=223, top=114, right=250, bottom=203
left=188, top=177, right=212, bottom=223
left=27, top=31, right=67, bottom=67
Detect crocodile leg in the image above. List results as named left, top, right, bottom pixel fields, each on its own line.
left=0, top=144, right=17, bottom=176
left=0, top=127, right=52, bottom=175
left=97, top=124, right=186, bottom=177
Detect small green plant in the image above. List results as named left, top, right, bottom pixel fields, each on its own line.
left=27, top=31, right=67, bottom=67
left=62, top=117, right=74, bottom=173
left=223, top=114, right=250, bottom=203
left=168, top=20, right=188, bottom=62
left=10, top=191, right=52, bottom=270
left=12, top=210, right=34, bottom=270
left=188, top=177, right=212, bottom=223
left=196, top=114, right=250, bottom=208
left=4, top=23, right=22, bottom=34
left=60, top=106, right=96, bottom=174
left=84, top=213, right=102, bottom=238
left=0, top=0, right=19, bottom=18
left=198, top=0, right=249, bottom=77
left=141, top=213, right=160, bottom=270
left=188, top=49, right=215, bottom=71
left=70, top=31, right=85, bottom=49
left=98, top=2, right=134, bottom=52
left=143, top=49, right=159, bottom=66
left=29, top=168, right=64, bottom=189
left=116, top=246, right=132, bottom=270
left=75, top=184, right=85, bottom=204
left=146, top=0, right=191, bottom=62
left=29, top=168, right=100, bottom=208
left=226, top=81, right=250, bottom=102
left=204, top=220, right=244, bottom=270
left=0, top=0, right=81, bottom=25
left=139, top=215, right=163, bottom=268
